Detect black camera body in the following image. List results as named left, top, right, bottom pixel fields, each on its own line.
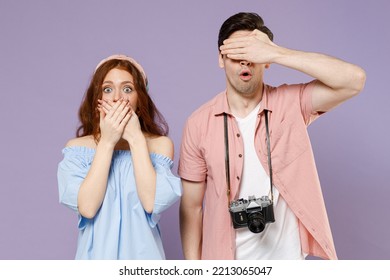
left=229, top=195, right=275, bottom=233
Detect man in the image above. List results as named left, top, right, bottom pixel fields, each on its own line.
left=178, top=12, right=365, bottom=260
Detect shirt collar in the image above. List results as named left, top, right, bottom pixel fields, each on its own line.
left=213, top=84, right=273, bottom=117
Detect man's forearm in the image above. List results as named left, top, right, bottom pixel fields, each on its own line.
left=180, top=206, right=203, bottom=259
left=273, top=47, right=366, bottom=93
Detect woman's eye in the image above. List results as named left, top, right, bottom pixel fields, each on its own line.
left=123, top=86, right=133, bottom=93
left=103, top=87, right=112, bottom=93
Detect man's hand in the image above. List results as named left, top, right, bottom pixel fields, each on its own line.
left=219, top=29, right=278, bottom=64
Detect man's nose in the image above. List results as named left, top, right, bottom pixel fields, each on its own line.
left=240, top=60, right=251, bottom=66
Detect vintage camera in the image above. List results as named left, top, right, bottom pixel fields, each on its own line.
left=229, top=195, right=275, bottom=233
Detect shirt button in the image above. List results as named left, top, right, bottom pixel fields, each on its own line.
left=238, top=154, right=243, bottom=158
left=236, top=176, right=240, bottom=180
left=236, top=133, right=240, bottom=137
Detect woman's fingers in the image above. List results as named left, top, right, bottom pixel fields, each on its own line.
left=114, top=103, right=131, bottom=125
left=98, top=99, right=131, bottom=121
left=97, top=106, right=105, bottom=121
left=119, top=110, right=132, bottom=130
left=112, top=100, right=130, bottom=123
left=99, top=98, right=123, bottom=119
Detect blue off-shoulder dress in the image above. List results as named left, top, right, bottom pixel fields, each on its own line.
left=57, top=146, right=182, bottom=260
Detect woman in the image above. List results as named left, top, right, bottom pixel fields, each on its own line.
left=57, top=54, right=181, bottom=259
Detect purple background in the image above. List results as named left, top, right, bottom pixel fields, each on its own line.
left=0, top=0, right=389, bottom=260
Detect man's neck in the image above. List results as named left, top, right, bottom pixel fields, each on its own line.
left=227, top=87, right=263, bottom=118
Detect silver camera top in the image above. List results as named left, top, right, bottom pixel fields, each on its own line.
left=230, top=195, right=272, bottom=212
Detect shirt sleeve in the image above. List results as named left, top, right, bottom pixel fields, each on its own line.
left=178, top=116, right=207, bottom=182
left=299, top=80, right=323, bottom=126
left=57, top=148, right=92, bottom=229
left=146, top=155, right=182, bottom=228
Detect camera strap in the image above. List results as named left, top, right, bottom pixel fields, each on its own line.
left=224, top=109, right=274, bottom=208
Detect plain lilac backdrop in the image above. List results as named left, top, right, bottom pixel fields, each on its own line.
left=0, top=0, right=389, bottom=260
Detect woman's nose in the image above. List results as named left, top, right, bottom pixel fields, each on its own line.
left=113, top=90, right=122, bottom=102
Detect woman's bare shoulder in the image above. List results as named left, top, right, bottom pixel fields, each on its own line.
left=147, top=135, right=174, bottom=160
left=65, top=135, right=96, bottom=149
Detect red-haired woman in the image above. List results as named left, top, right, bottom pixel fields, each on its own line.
left=58, top=55, right=181, bottom=259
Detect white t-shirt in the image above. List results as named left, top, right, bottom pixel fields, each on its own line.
left=234, top=103, right=305, bottom=260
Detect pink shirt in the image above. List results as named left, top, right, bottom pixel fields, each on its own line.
left=178, top=81, right=337, bottom=260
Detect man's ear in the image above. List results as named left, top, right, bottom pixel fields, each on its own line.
left=218, top=53, right=225, bottom=68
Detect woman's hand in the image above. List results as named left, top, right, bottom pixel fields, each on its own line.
left=97, top=98, right=131, bottom=147
left=121, top=106, right=143, bottom=145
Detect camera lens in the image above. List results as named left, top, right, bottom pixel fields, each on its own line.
left=247, top=212, right=266, bottom=233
